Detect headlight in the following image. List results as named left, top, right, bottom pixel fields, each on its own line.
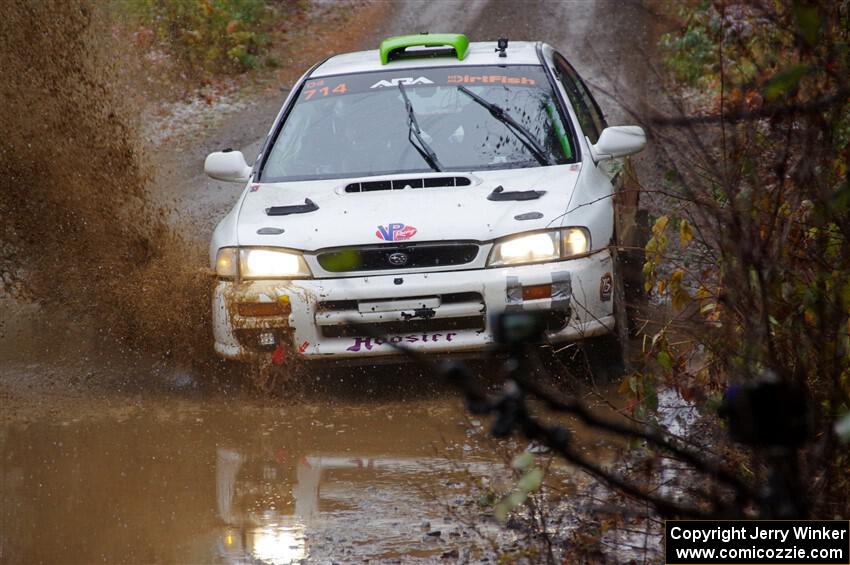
left=487, top=228, right=590, bottom=267
left=214, top=247, right=311, bottom=279
left=241, top=248, right=311, bottom=279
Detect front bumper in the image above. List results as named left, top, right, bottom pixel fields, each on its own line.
left=212, top=249, right=615, bottom=363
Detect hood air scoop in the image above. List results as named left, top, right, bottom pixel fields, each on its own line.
left=266, top=198, right=319, bottom=216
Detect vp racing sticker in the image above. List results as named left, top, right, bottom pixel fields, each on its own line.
left=376, top=223, right=417, bottom=241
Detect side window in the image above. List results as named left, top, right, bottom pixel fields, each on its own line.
left=553, top=54, right=606, bottom=143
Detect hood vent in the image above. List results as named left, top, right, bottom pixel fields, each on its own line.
left=345, top=176, right=472, bottom=193
left=266, top=198, right=318, bottom=216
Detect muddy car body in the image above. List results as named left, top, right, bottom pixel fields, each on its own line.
left=206, top=34, right=646, bottom=365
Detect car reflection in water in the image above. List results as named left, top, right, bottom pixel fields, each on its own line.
left=216, top=447, right=309, bottom=563
left=213, top=446, right=502, bottom=563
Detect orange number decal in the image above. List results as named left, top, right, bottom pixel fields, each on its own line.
left=332, top=83, right=348, bottom=94
left=319, top=87, right=330, bottom=97
left=303, top=89, right=317, bottom=100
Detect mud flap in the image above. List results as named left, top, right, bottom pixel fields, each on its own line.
left=551, top=271, right=571, bottom=311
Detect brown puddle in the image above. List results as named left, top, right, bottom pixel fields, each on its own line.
left=0, top=379, right=623, bottom=563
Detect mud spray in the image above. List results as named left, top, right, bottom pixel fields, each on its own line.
left=0, top=2, right=216, bottom=370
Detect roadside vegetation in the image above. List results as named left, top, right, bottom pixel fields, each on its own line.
left=120, top=0, right=308, bottom=79
left=642, top=0, right=850, bottom=516
left=458, top=0, right=850, bottom=560
left=102, top=0, right=312, bottom=110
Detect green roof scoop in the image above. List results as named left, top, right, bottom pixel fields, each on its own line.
left=379, top=33, right=470, bottom=65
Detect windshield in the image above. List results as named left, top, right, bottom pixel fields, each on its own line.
left=260, top=65, right=575, bottom=182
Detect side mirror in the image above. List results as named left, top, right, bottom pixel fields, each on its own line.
left=204, top=150, right=252, bottom=183
left=589, top=126, right=646, bottom=163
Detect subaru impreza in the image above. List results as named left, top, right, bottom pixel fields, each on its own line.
left=205, top=33, right=646, bottom=367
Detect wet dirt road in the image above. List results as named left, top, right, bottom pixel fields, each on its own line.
left=1, top=1, right=655, bottom=562
left=1, top=382, right=623, bottom=563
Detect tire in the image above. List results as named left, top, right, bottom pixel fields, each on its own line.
left=610, top=223, right=649, bottom=375
left=539, top=332, right=625, bottom=384
left=539, top=222, right=646, bottom=383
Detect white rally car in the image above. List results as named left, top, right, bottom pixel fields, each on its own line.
left=205, top=34, right=646, bottom=366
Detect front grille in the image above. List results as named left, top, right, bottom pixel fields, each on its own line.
left=316, top=242, right=479, bottom=273
left=344, top=176, right=472, bottom=193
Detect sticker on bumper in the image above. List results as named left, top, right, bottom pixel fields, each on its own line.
left=599, top=272, right=613, bottom=302
left=505, top=276, right=522, bottom=311
left=346, top=332, right=457, bottom=352
left=551, top=271, right=572, bottom=309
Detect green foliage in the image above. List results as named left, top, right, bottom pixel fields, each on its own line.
left=493, top=453, right=545, bottom=522
left=127, top=0, right=274, bottom=74
left=657, top=350, right=673, bottom=371
left=763, top=64, right=808, bottom=100
left=793, top=3, right=821, bottom=46
left=658, top=6, right=717, bottom=87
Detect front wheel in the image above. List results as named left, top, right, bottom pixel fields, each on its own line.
left=612, top=208, right=649, bottom=373
left=539, top=332, right=625, bottom=384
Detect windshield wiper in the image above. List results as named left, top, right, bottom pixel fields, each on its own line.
left=456, top=86, right=553, bottom=167
left=398, top=83, right=442, bottom=172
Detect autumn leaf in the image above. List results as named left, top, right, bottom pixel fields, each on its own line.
left=679, top=219, right=693, bottom=248
left=652, top=215, right=669, bottom=237
left=657, top=351, right=673, bottom=371
left=670, top=270, right=691, bottom=310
